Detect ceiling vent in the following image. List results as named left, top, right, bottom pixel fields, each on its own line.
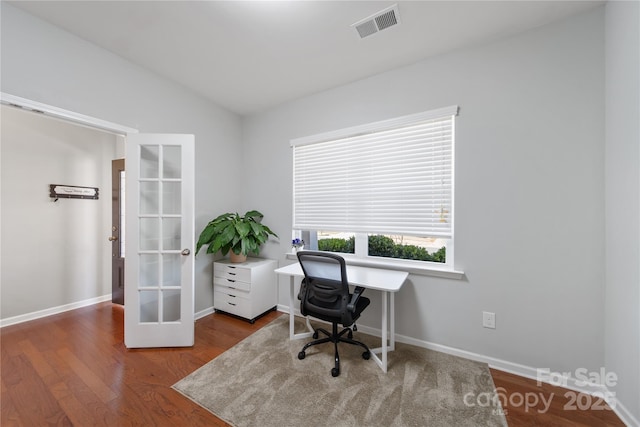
left=351, top=4, right=400, bottom=39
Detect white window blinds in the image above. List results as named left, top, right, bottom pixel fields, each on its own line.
left=292, top=106, right=458, bottom=239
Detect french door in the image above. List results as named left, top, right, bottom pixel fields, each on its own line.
left=124, top=134, right=195, bottom=348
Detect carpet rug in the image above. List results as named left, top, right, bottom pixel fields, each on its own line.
left=173, top=315, right=507, bottom=427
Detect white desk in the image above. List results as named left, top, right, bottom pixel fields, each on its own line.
left=274, top=262, right=408, bottom=373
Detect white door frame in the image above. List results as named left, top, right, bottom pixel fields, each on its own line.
left=0, top=92, right=138, bottom=136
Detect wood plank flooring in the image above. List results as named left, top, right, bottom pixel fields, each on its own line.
left=1, top=302, right=625, bottom=426
left=490, top=369, right=625, bottom=427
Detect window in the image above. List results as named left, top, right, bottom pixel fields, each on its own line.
left=292, top=106, right=458, bottom=268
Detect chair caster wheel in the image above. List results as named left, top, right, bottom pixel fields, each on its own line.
left=362, top=351, right=371, bottom=360
left=353, top=324, right=358, bottom=332
left=331, top=368, right=340, bottom=377
left=348, top=330, right=353, bottom=339
left=313, top=331, right=319, bottom=339
left=298, top=351, right=306, bottom=360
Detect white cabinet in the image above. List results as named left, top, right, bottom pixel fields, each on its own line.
left=213, top=257, right=278, bottom=323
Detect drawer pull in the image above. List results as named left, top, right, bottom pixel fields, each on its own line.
left=228, top=294, right=236, bottom=298
left=228, top=302, right=236, bottom=306
left=228, top=266, right=236, bottom=269
left=227, top=279, right=236, bottom=283
left=228, top=272, right=236, bottom=276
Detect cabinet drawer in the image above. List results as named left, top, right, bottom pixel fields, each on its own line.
left=213, top=283, right=249, bottom=299
left=213, top=276, right=251, bottom=292
left=213, top=264, right=251, bottom=282
left=214, top=291, right=250, bottom=318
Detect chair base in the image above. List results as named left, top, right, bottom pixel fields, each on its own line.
left=297, top=322, right=370, bottom=377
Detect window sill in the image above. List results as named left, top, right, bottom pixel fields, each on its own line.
left=285, top=252, right=465, bottom=280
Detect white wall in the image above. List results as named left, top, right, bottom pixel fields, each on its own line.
left=1, top=3, right=243, bottom=315
left=243, top=7, right=605, bottom=378
left=1, top=106, right=119, bottom=318
left=605, top=1, right=640, bottom=423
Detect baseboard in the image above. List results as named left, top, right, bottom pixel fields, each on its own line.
left=0, top=294, right=112, bottom=328
left=277, top=304, right=302, bottom=317
left=397, top=332, right=639, bottom=427
left=276, top=305, right=638, bottom=426
left=5, top=302, right=217, bottom=329
left=613, top=402, right=640, bottom=427
left=195, top=306, right=215, bottom=321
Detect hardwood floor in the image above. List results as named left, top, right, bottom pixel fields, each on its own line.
left=1, top=302, right=626, bottom=426
left=1, top=302, right=279, bottom=426
left=490, top=369, right=625, bottom=427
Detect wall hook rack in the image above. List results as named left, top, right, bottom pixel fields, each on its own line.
left=49, top=184, right=99, bottom=200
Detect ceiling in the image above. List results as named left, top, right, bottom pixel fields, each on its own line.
left=11, top=1, right=603, bottom=116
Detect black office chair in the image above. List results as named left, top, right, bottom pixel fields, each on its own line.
left=296, top=251, right=371, bottom=377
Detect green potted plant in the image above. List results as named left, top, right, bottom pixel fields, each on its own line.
left=195, top=210, right=278, bottom=263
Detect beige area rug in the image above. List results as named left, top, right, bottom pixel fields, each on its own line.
left=173, top=315, right=507, bottom=427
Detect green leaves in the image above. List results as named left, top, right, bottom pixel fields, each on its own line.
left=317, top=235, right=446, bottom=263
left=194, top=210, right=278, bottom=256
left=243, top=210, right=264, bottom=221
left=235, top=221, right=251, bottom=238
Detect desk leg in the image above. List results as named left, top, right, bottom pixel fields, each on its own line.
left=390, top=291, right=395, bottom=351
left=370, top=291, right=389, bottom=373
left=288, top=275, right=313, bottom=341
left=289, top=276, right=295, bottom=340
left=381, top=291, right=388, bottom=372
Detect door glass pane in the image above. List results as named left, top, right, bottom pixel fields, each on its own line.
left=140, top=218, right=160, bottom=250
left=162, top=218, right=181, bottom=250
left=163, top=146, right=181, bottom=179
left=139, top=290, right=159, bottom=322
left=162, top=181, right=181, bottom=215
left=139, top=254, right=159, bottom=287
left=140, top=145, right=159, bottom=178
left=162, top=254, right=181, bottom=287
left=162, top=290, right=181, bottom=322
left=140, top=181, right=159, bottom=215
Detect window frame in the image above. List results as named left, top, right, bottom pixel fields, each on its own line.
left=294, top=230, right=456, bottom=275
left=290, top=106, right=463, bottom=279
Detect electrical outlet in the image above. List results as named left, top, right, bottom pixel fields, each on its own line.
left=482, top=311, right=496, bottom=329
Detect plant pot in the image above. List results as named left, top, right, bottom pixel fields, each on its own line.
left=229, top=252, right=247, bottom=263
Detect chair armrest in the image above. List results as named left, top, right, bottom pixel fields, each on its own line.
left=347, top=286, right=366, bottom=312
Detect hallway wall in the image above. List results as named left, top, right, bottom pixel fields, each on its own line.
left=1, top=105, right=120, bottom=319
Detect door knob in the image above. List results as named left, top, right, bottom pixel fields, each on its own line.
left=181, top=248, right=191, bottom=256
left=108, top=236, right=118, bottom=241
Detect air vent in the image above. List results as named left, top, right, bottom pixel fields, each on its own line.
left=351, top=4, right=400, bottom=39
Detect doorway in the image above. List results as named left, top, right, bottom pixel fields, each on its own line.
left=0, top=102, right=123, bottom=323
left=2, top=94, right=196, bottom=349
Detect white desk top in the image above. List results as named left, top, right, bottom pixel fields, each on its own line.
left=275, top=262, right=408, bottom=292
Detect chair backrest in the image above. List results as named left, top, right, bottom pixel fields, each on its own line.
left=297, top=251, right=353, bottom=325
